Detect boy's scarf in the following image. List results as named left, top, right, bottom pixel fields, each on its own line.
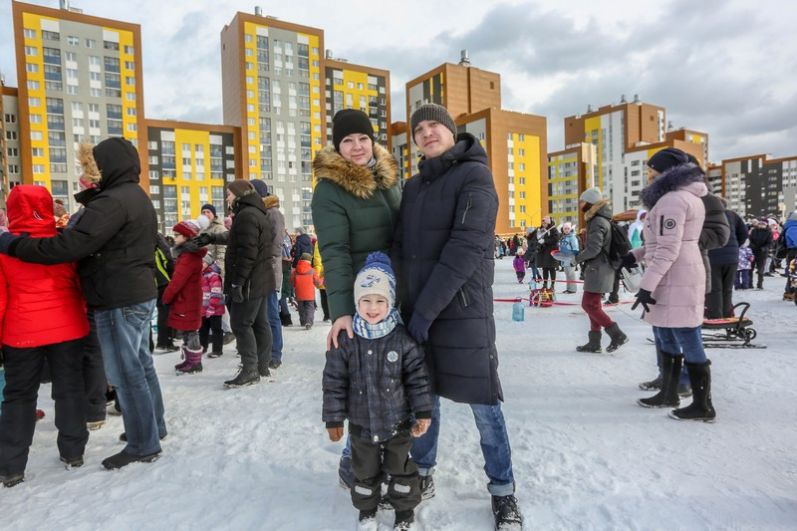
left=353, top=308, right=401, bottom=340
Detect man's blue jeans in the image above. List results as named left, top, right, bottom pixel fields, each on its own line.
left=411, top=395, right=515, bottom=496
left=652, top=326, right=708, bottom=364
left=94, top=299, right=166, bottom=456
left=268, top=291, right=283, bottom=362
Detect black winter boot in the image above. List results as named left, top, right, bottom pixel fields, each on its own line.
left=638, top=354, right=682, bottom=408
left=669, top=360, right=716, bottom=422
left=224, top=368, right=261, bottom=388
left=638, top=374, right=662, bottom=390
left=605, top=322, right=628, bottom=353
left=576, top=331, right=602, bottom=353
left=492, top=494, right=524, bottom=530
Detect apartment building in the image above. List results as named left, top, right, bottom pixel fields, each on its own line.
left=547, top=142, right=597, bottom=226
left=145, top=119, right=241, bottom=231
left=1, top=83, right=22, bottom=203
left=12, top=0, right=147, bottom=210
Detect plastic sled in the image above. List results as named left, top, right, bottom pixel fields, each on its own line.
left=529, top=287, right=555, bottom=308
left=701, top=302, right=765, bottom=349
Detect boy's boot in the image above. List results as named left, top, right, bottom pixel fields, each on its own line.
left=638, top=354, right=682, bottom=408
left=394, top=510, right=415, bottom=530
left=177, top=348, right=203, bottom=374
left=605, top=322, right=628, bottom=353
left=669, top=360, right=716, bottom=422
left=492, top=494, right=524, bottom=530
left=576, top=331, right=602, bottom=353
left=357, top=509, right=378, bottom=531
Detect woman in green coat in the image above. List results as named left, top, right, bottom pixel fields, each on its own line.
left=311, top=109, right=401, bottom=350
left=310, top=108, right=401, bottom=489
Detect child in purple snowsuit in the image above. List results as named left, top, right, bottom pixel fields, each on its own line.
left=736, top=243, right=754, bottom=289
left=513, top=252, right=526, bottom=283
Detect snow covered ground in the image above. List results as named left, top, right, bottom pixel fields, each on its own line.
left=4, top=259, right=797, bottom=530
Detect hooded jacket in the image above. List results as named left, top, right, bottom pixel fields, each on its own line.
left=394, top=133, right=502, bottom=406
left=201, top=217, right=227, bottom=276
left=225, top=191, right=276, bottom=299
left=574, top=200, right=615, bottom=294
left=633, top=163, right=708, bottom=328
left=311, top=143, right=401, bottom=321
left=7, top=138, right=158, bottom=310
left=0, top=185, right=89, bottom=347
left=784, top=212, right=797, bottom=249
left=290, top=258, right=322, bottom=302
left=162, top=243, right=207, bottom=331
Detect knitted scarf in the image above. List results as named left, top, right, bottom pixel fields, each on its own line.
left=353, top=308, right=401, bottom=340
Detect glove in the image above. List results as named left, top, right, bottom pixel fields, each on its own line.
left=230, top=284, right=244, bottom=303
left=631, top=288, right=656, bottom=312
left=192, top=233, right=213, bottom=247
left=620, top=252, right=637, bottom=270
left=0, top=232, right=19, bottom=254
left=327, top=426, right=344, bottom=442
left=408, top=313, right=433, bottom=344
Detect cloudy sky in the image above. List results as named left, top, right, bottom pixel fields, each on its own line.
left=2, top=0, right=795, bottom=161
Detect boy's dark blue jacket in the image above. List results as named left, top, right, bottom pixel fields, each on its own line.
left=322, top=324, right=433, bottom=443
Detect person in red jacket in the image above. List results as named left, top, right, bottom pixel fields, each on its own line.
left=199, top=254, right=225, bottom=358
left=0, top=185, right=90, bottom=488
left=291, top=252, right=323, bottom=329
left=162, top=220, right=207, bottom=374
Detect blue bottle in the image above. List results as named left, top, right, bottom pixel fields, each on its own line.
left=512, top=298, right=525, bottom=322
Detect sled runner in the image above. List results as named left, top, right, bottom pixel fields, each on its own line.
left=700, top=302, right=765, bottom=349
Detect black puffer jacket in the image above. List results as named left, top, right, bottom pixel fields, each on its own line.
left=749, top=226, right=773, bottom=256
left=535, top=226, right=560, bottom=269
left=322, top=325, right=433, bottom=442
left=292, top=233, right=313, bottom=268
left=394, top=133, right=502, bottom=405
left=709, top=209, right=748, bottom=265
left=9, top=137, right=158, bottom=309
left=225, top=191, right=276, bottom=298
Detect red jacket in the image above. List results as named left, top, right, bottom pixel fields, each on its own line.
left=290, top=259, right=322, bottom=302
left=162, top=246, right=206, bottom=331
left=201, top=265, right=225, bottom=318
left=0, top=185, right=89, bottom=348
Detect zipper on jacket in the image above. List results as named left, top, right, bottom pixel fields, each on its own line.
left=461, top=194, right=473, bottom=225
left=660, top=215, right=664, bottom=237
left=459, top=288, right=469, bottom=307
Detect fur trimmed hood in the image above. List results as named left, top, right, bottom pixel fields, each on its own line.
left=584, top=199, right=610, bottom=221
left=264, top=195, right=280, bottom=209
left=641, top=163, right=706, bottom=209
left=78, top=142, right=101, bottom=184
left=312, top=143, right=398, bottom=199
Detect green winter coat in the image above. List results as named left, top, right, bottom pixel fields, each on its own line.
left=311, top=143, right=401, bottom=321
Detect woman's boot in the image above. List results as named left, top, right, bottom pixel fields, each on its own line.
left=669, top=360, right=716, bottom=422
left=576, top=331, right=602, bottom=353
left=605, top=322, right=628, bottom=353
left=638, top=353, right=682, bottom=408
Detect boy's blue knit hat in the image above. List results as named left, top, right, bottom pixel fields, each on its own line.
left=354, top=252, right=396, bottom=307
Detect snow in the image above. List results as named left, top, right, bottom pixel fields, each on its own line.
left=4, top=260, right=797, bottom=530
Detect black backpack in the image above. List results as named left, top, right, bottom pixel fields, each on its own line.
left=598, top=215, right=631, bottom=266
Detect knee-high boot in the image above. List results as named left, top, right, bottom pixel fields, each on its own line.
left=638, top=353, right=682, bottom=408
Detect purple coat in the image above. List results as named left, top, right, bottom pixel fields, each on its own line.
left=513, top=254, right=526, bottom=273
left=633, top=164, right=708, bottom=328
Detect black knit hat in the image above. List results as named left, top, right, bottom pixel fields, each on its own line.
left=410, top=103, right=457, bottom=142
left=200, top=203, right=217, bottom=217
left=647, top=147, right=690, bottom=174
left=332, top=109, right=374, bottom=152
left=250, top=179, right=270, bottom=198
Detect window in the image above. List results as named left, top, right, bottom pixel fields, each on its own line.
left=104, top=40, right=120, bottom=51
left=24, top=46, right=37, bottom=56
left=24, top=28, right=36, bottom=39
left=29, top=114, right=42, bottom=124
left=31, top=131, right=43, bottom=141
left=67, top=35, right=79, bottom=46
left=27, top=80, right=39, bottom=90
left=25, top=62, right=39, bottom=73
left=86, top=38, right=96, bottom=48
left=124, top=45, right=134, bottom=54
left=31, top=147, right=44, bottom=157
left=28, top=97, right=41, bottom=107
left=65, top=51, right=77, bottom=62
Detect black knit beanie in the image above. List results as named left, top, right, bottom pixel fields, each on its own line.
left=410, top=103, right=457, bottom=142
left=332, top=109, right=374, bottom=152
left=647, top=147, right=690, bottom=174
left=200, top=203, right=216, bottom=217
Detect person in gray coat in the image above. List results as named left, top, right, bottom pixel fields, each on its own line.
left=573, top=187, right=628, bottom=353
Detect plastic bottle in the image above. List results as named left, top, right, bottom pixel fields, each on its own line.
left=512, top=298, right=525, bottom=322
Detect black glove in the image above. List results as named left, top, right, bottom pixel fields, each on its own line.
left=631, top=288, right=656, bottom=312
left=192, top=233, right=213, bottom=247
left=230, top=284, right=244, bottom=303
left=407, top=313, right=433, bottom=344
left=620, top=252, right=637, bottom=270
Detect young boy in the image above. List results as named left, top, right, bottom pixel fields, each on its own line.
left=322, top=252, right=433, bottom=531
left=291, top=252, right=322, bottom=330
left=162, top=219, right=207, bottom=374
left=200, top=254, right=225, bottom=358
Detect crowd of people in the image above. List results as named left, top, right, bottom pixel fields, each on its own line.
left=0, top=103, right=795, bottom=530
